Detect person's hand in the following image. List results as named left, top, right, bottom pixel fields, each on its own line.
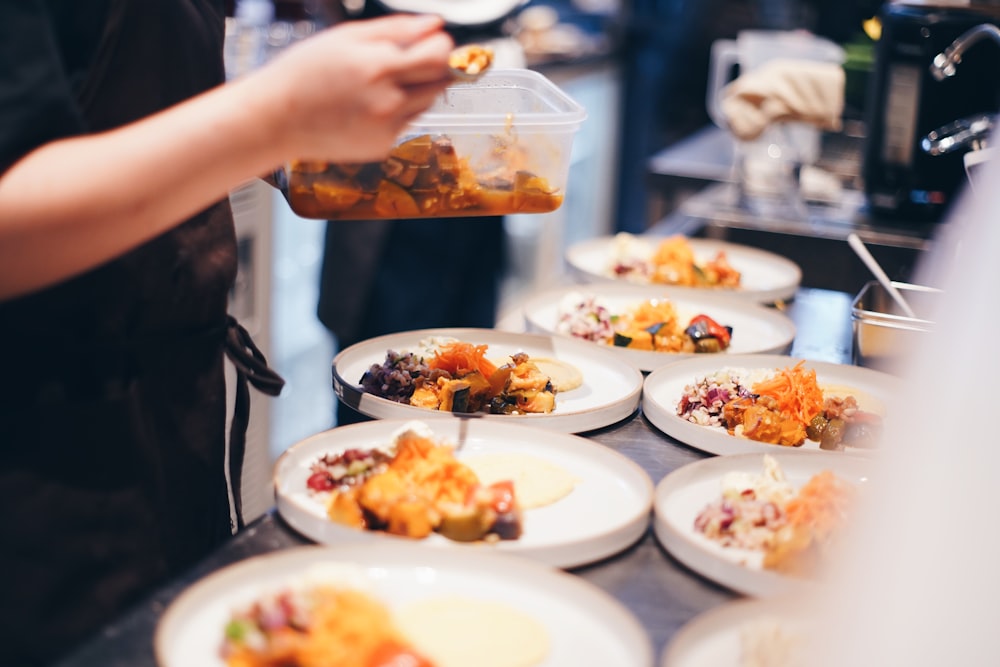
left=250, top=14, right=454, bottom=164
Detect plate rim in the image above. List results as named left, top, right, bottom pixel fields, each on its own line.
left=641, top=353, right=899, bottom=456
left=154, top=543, right=655, bottom=667
left=272, top=417, right=655, bottom=569
left=564, top=235, right=803, bottom=304
left=520, top=282, right=797, bottom=372
left=333, top=327, right=644, bottom=433
left=652, top=450, right=872, bottom=598
left=660, top=595, right=809, bottom=667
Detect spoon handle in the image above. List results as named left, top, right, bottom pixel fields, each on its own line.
left=847, top=233, right=918, bottom=319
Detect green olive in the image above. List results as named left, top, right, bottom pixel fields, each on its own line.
left=820, top=418, right=846, bottom=451
left=437, top=506, right=493, bottom=542
left=806, top=414, right=829, bottom=441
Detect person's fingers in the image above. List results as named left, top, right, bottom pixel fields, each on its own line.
left=388, top=32, right=454, bottom=85
left=343, top=13, right=446, bottom=48
left=393, top=79, right=452, bottom=121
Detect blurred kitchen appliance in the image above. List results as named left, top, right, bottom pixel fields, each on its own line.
left=863, top=2, right=1000, bottom=222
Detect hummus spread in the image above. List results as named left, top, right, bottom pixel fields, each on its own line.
left=464, top=452, right=578, bottom=509
left=399, top=596, right=549, bottom=667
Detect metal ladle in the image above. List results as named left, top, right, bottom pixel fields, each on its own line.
left=848, top=233, right=918, bottom=319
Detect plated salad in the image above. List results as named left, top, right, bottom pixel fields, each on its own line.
left=676, top=362, right=884, bottom=449
left=693, top=455, right=857, bottom=578
left=221, top=583, right=433, bottom=667
left=360, top=337, right=571, bottom=415
left=606, top=233, right=742, bottom=288
left=305, top=422, right=524, bottom=544
left=556, top=291, right=733, bottom=354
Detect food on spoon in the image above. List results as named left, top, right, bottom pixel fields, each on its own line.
left=557, top=291, right=733, bottom=354
left=307, top=422, right=524, bottom=543
left=693, top=455, right=857, bottom=578
left=287, top=133, right=562, bottom=219
left=360, top=338, right=559, bottom=415
left=398, top=596, right=549, bottom=667
left=606, top=233, right=742, bottom=288
left=220, top=583, right=434, bottom=667
left=449, top=44, right=495, bottom=77
left=676, top=362, right=884, bottom=449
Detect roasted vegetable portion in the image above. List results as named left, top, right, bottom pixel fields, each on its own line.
left=315, top=427, right=523, bottom=543
left=487, top=352, right=556, bottom=415
left=221, top=585, right=435, bottom=667
left=559, top=293, right=734, bottom=354
left=287, top=134, right=563, bottom=219
left=806, top=395, right=883, bottom=451
left=361, top=341, right=559, bottom=416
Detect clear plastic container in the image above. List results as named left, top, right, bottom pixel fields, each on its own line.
left=282, top=69, right=587, bottom=220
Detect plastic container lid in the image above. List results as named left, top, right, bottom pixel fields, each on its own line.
left=408, top=69, right=588, bottom=132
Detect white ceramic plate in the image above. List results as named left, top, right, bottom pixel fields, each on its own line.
left=274, top=418, right=653, bottom=569
left=522, top=283, right=796, bottom=372
left=565, top=235, right=802, bottom=304
left=376, top=0, right=526, bottom=26
left=333, top=328, right=643, bottom=433
left=661, top=596, right=815, bottom=667
left=642, top=354, right=899, bottom=456
left=653, top=451, right=872, bottom=598
left=155, top=544, right=654, bottom=667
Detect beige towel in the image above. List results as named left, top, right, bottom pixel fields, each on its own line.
left=720, top=59, right=845, bottom=141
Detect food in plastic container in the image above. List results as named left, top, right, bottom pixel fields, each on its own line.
left=282, top=69, right=586, bottom=220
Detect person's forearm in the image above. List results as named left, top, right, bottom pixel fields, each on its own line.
left=0, top=75, right=286, bottom=301
left=0, top=13, right=452, bottom=301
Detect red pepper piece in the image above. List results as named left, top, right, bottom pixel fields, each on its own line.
left=687, top=314, right=733, bottom=348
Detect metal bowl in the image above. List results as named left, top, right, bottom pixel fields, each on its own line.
left=851, top=280, right=940, bottom=372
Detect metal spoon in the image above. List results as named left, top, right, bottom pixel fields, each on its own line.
left=448, top=44, right=495, bottom=81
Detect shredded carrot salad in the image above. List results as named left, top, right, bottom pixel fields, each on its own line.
left=427, top=341, right=498, bottom=378
left=784, top=469, right=855, bottom=541
left=750, top=361, right=825, bottom=428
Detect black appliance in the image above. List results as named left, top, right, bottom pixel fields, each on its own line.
left=863, top=2, right=1000, bottom=222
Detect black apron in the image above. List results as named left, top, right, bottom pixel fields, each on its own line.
left=0, top=2, right=281, bottom=664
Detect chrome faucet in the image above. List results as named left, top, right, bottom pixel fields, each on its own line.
left=930, top=23, right=1000, bottom=81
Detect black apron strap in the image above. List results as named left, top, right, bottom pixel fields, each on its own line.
left=223, top=316, right=285, bottom=529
